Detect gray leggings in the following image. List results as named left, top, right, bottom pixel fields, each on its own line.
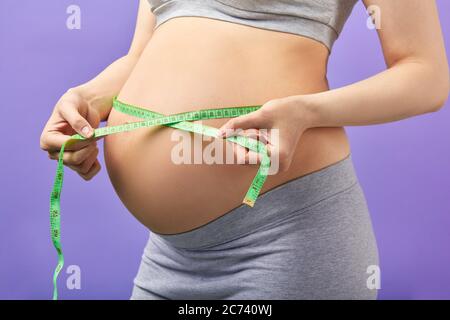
left=131, top=155, right=379, bottom=300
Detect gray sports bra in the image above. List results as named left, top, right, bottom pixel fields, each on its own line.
left=146, top=0, right=358, bottom=51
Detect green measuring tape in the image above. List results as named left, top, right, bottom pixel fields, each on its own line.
left=49, top=97, right=271, bottom=300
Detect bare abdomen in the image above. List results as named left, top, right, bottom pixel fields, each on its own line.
left=104, top=18, right=350, bottom=234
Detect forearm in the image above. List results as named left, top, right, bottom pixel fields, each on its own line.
left=70, top=54, right=140, bottom=121
left=301, top=59, right=449, bottom=128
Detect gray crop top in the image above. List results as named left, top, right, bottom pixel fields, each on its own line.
left=147, top=0, right=358, bottom=51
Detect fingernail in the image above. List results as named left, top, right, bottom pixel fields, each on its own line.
left=81, top=126, right=91, bottom=137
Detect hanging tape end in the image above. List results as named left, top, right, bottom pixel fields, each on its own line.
left=242, top=198, right=255, bottom=208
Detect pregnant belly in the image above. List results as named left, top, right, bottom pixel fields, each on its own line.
left=104, top=18, right=350, bottom=234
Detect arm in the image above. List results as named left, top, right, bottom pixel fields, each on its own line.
left=304, top=0, right=449, bottom=127
left=219, top=0, right=449, bottom=171
left=40, top=0, right=155, bottom=180
left=69, top=0, right=156, bottom=122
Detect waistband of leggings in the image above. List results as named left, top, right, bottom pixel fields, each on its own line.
left=151, top=154, right=358, bottom=250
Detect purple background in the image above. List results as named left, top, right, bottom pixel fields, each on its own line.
left=0, top=0, right=449, bottom=300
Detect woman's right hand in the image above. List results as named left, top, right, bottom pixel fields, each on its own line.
left=40, top=88, right=102, bottom=181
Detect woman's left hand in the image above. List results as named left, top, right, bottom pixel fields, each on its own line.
left=217, top=95, right=313, bottom=173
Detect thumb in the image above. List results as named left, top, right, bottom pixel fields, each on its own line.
left=58, top=101, right=94, bottom=138
left=217, top=113, right=261, bottom=138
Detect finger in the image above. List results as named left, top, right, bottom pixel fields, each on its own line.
left=240, top=129, right=270, bottom=145
left=42, top=129, right=99, bottom=153
left=241, top=129, right=259, bottom=139
left=244, top=150, right=262, bottom=165
left=232, top=146, right=262, bottom=166
left=256, top=130, right=270, bottom=145
left=267, top=143, right=283, bottom=171
left=67, top=147, right=99, bottom=175
left=48, top=142, right=97, bottom=164
left=217, top=113, right=260, bottom=138
left=48, top=143, right=97, bottom=166
left=79, top=159, right=101, bottom=181
left=58, top=101, right=94, bottom=139
left=41, top=128, right=97, bottom=152
left=266, top=143, right=274, bottom=158
left=240, top=134, right=263, bottom=166
left=232, top=143, right=248, bottom=165
left=64, top=135, right=101, bottom=152
left=41, top=131, right=73, bottom=152
left=228, top=130, right=266, bottom=165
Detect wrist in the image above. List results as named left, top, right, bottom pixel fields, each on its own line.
left=68, top=85, right=113, bottom=121
left=286, top=94, right=322, bottom=129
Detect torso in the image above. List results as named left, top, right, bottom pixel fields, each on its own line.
left=104, top=17, right=350, bottom=234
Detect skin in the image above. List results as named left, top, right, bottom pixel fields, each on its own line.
left=40, top=0, right=449, bottom=234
